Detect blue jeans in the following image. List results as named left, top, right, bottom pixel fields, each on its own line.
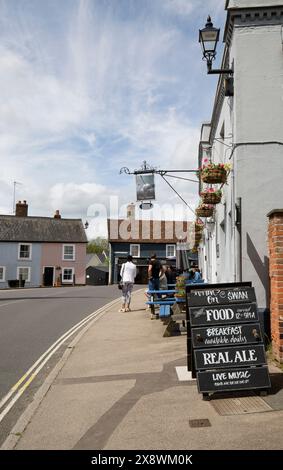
left=148, top=278, right=160, bottom=292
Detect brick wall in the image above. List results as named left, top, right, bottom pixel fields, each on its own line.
left=267, top=209, right=283, bottom=363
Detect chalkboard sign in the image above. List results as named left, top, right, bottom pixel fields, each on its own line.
left=197, top=366, right=270, bottom=393
left=189, top=303, right=258, bottom=327
left=186, top=282, right=271, bottom=395
left=192, top=323, right=262, bottom=348
left=188, top=286, right=256, bottom=307
left=194, top=344, right=267, bottom=370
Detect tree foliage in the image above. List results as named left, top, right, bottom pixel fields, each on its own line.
left=87, top=237, right=109, bottom=254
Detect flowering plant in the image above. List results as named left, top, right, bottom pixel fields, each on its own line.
left=197, top=160, right=231, bottom=184
left=194, top=219, right=204, bottom=232
left=200, top=188, right=222, bottom=197
left=197, top=203, right=214, bottom=210
left=200, top=187, right=222, bottom=204
left=195, top=203, right=214, bottom=218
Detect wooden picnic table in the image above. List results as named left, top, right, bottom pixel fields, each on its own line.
left=146, top=289, right=176, bottom=318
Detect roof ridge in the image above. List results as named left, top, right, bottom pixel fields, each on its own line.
left=0, top=215, right=82, bottom=221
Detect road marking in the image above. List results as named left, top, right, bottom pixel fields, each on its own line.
left=0, top=295, right=122, bottom=424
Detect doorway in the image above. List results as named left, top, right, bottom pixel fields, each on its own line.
left=44, top=267, right=54, bottom=286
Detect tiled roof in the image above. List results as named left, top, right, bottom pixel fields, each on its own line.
left=107, top=219, right=192, bottom=243
left=0, top=216, right=87, bottom=243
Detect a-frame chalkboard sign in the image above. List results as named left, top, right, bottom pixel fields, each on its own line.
left=186, top=282, right=271, bottom=399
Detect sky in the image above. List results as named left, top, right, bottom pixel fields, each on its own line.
left=0, top=0, right=226, bottom=238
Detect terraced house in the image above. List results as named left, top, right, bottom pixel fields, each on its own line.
left=0, top=201, right=87, bottom=288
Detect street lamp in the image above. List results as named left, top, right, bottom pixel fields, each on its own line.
left=199, top=16, right=233, bottom=75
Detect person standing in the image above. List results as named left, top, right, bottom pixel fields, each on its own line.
left=165, top=265, right=176, bottom=286
left=119, top=255, right=137, bottom=312
left=159, top=264, right=168, bottom=290
left=148, top=254, right=162, bottom=291
left=193, top=267, right=202, bottom=282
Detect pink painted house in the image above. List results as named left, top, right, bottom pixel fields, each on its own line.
left=41, top=210, right=87, bottom=286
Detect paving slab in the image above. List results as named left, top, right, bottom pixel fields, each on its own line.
left=2, top=290, right=283, bottom=450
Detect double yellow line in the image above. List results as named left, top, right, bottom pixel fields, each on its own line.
left=0, top=296, right=121, bottom=424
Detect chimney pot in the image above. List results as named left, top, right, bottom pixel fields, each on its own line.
left=127, top=203, right=135, bottom=220
left=54, top=210, right=61, bottom=219
left=15, top=200, right=28, bottom=217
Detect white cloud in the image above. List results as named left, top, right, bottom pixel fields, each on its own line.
left=0, top=0, right=225, bottom=228
left=162, top=0, right=195, bottom=17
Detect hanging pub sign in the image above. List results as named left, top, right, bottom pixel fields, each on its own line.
left=139, top=202, right=153, bottom=210
left=136, top=174, right=155, bottom=201
left=186, top=282, right=271, bottom=396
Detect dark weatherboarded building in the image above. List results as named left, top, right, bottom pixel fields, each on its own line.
left=108, top=213, right=192, bottom=284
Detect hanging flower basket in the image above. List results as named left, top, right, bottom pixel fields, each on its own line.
left=196, top=204, right=214, bottom=218
left=194, top=232, right=202, bottom=243
left=194, top=220, right=204, bottom=233
left=200, top=189, right=222, bottom=205
left=199, top=163, right=229, bottom=184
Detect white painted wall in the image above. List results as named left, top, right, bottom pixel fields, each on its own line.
left=234, top=25, right=283, bottom=142
left=199, top=6, right=283, bottom=310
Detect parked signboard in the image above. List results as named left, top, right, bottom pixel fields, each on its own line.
left=189, top=303, right=258, bottom=327
left=186, top=282, right=271, bottom=395
left=197, top=366, right=270, bottom=393
left=194, top=344, right=267, bottom=370
left=192, top=323, right=262, bottom=348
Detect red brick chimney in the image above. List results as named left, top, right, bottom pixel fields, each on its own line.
left=15, top=200, right=28, bottom=217
left=54, top=210, right=61, bottom=219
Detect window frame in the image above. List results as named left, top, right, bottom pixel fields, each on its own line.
left=0, top=266, right=6, bottom=282
left=62, top=244, right=75, bottom=261
left=166, top=244, right=176, bottom=258
left=18, top=243, right=32, bottom=260
left=62, top=267, right=74, bottom=283
left=17, top=266, right=31, bottom=282
left=130, top=244, right=140, bottom=258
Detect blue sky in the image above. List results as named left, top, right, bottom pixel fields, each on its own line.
left=0, top=0, right=226, bottom=237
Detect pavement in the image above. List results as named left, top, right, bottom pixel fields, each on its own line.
left=1, top=289, right=283, bottom=451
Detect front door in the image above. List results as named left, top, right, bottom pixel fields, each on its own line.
left=44, top=267, right=54, bottom=286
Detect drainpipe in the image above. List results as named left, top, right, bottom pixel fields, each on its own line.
left=108, top=243, right=112, bottom=284
left=235, top=197, right=242, bottom=282
left=231, top=167, right=237, bottom=282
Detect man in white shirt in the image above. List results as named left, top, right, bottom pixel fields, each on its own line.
left=119, top=255, right=137, bottom=312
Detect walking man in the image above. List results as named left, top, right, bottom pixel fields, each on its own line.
left=148, top=254, right=162, bottom=291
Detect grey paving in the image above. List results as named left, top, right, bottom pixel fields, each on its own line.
left=2, top=290, right=283, bottom=450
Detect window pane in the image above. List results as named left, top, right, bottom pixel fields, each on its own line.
left=20, top=245, right=30, bottom=258
left=0, top=267, right=4, bottom=280
left=19, top=268, right=29, bottom=281
left=63, top=269, right=73, bottom=280
left=167, top=245, right=175, bottom=257
left=64, top=246, right=74, bottom=260
left=130, top=245, right=139, bottom=257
